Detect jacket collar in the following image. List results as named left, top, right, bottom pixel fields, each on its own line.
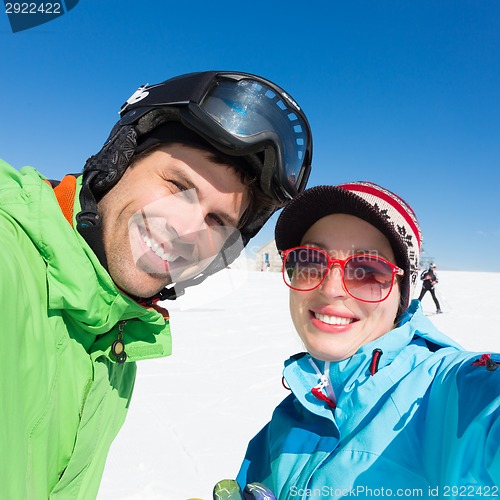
left=25, top=167, right=170, bottom=360
left=283, top=301, right=462, bottom=423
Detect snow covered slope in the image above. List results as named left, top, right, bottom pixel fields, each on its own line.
left=98, top=269, right=500, bottom=499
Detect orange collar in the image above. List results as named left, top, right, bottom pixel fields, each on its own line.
left=44, top=175, right=77, bottom=227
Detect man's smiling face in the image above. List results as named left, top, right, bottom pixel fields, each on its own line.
left=98, top=143, right=250, bottom=298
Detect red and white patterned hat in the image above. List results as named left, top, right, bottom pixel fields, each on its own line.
left=275, top=181, right=422, bottom=311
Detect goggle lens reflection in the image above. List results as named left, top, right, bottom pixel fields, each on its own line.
left=200, top=79, right=309, bottom=192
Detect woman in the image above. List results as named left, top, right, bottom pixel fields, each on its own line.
left=236, top=182, right=499, bottom=497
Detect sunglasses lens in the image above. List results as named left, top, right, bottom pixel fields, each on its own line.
left=344, top=256, right=395, bottom=302
left=283, top=248, right=329, bottom=290
left=283, top=249, right=399, bottom=302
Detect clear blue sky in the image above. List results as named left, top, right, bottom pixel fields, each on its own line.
left=1, top=0, right=499, bottom=271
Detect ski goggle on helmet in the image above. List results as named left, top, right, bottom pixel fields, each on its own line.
left=118, top=71, right=313, bottom=203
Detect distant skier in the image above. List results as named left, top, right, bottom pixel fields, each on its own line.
left=418, top=263, right=442, bottom=313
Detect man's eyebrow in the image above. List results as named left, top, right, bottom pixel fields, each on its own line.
left=171, top=168, right=197, bottom=193
left=218, top=211, right=239, bottom=227
left=171, top=168, right=239, bottom=227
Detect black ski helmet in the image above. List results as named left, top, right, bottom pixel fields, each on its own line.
left=77, top=70, right=313, bottom=299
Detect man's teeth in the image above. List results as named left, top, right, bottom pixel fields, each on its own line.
left=314, top=313, right=354, bottom=326
left=142, top=235, right=178, bottom=262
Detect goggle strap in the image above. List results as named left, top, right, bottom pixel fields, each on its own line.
left=259, top=147, right=278, bottom=200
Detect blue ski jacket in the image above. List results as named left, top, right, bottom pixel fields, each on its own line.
left=237, top=301, right=500, bottom=498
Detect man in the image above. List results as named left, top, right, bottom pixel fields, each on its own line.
left=0, top=71, right=312, bottom=498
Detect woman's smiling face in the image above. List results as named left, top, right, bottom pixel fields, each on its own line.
left=289, top=213, right=401, bottom=362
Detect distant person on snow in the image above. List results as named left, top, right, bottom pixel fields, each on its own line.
left=230, top=182, right=499, bottom=496
left=418, top=263, right=442, bottom=313
left=0, top=71, right=312, bottom=499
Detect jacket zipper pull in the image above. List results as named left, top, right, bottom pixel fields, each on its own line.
left=111, top=321, right=127, bottom=364
left=311, top=380, right=337, bottom=409
left=309, top=360, right=337, bottom=409
left=370, top=348, right=383, bottom=376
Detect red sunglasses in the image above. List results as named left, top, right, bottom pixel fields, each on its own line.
left=281, top=246, right=404, bottom=303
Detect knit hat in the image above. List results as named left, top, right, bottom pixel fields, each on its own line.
left=275, top=182, right=422, bottom=311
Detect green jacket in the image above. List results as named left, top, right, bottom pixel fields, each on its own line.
left=0, top=160, right=172, bottom=499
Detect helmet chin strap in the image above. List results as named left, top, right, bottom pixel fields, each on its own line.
left=76, top=171, right=109, bottom=271
left=77, top=125, right=139, bottom=280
